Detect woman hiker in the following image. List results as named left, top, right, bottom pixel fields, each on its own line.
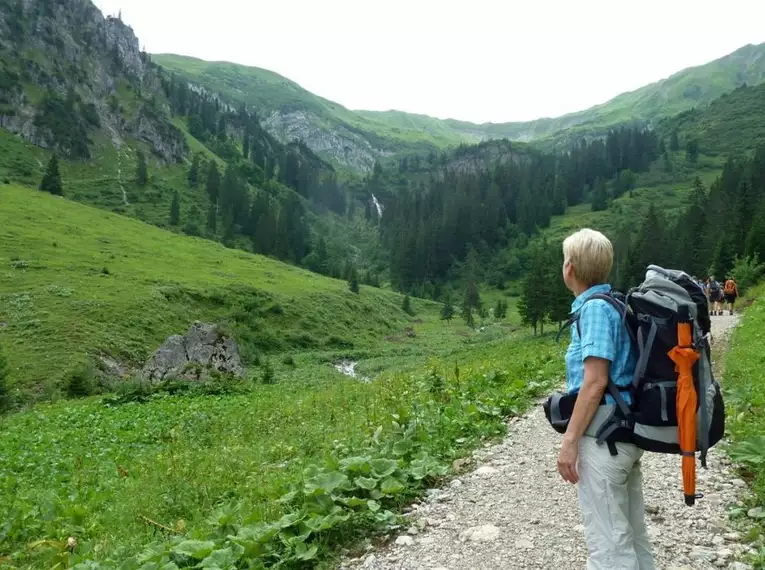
left=556, top=228, right=656, bottom=570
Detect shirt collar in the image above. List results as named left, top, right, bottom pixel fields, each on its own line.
left=571, top=283, right=612, bottom=313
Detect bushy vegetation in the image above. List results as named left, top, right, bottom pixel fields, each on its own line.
left=724, top=286, right=765, bottom=562
left=0, top=333, right=562, bottom=567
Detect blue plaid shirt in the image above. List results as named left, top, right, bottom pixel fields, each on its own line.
left=565, top=284, right=636, bottom=404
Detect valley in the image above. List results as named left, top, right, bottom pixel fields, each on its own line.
left=2, top=0, right=765, bottom=568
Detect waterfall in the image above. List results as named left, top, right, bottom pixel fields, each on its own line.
left=371, top=194, right=384, bottom=218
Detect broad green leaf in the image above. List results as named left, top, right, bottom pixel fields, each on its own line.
left=305, top=470, right=349, bottom=494
left=392, top=439, right=413, bottom=456
left=380, top=477, right=405, bottom=495
left=355, top=476, right=378, bottom=490
left=294, top=543, right=319, bottom=561
left=200, top=547, right=238, bottom=569
left=338, top=456, right=371, bottom=472
left=343, top=496, right=368, bottom=507
left=277, top=511, right=305, bottom=529
left=369, top=458, right=397, bottom=478
left=367, top=499, right=380, bottom=512
left=171, top=540, right=215, bottom=560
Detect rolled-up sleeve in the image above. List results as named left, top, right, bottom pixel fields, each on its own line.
left=578, top=301, right=618, bottom=363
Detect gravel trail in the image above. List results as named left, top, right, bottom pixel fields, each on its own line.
left=343, top=314, right=756, bottom=570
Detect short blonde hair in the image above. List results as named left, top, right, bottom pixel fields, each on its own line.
left=562, top=228, right=613, bottom=286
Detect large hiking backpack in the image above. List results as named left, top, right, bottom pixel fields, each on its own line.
left=724, top=279, right=737, bottom=295
left=544, top=265, right=725, bottom=502
left=627, top=266, right=724, bottom=464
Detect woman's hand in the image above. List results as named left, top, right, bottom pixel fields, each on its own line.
left=557, top=437, right=580, bottom=483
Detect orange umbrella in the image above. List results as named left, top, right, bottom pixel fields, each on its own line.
left=668, top=306, right=700, bottom=506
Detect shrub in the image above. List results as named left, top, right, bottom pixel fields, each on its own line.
left=261, top=360, right=276, bottom=384
left=730, top=254, right=765, bottom=294
left=65, top=361, right=96, bottom=398
left=282, top=355, right=296, bottom=367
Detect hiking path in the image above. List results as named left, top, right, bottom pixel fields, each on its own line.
left=342, top=314, right=757, bottom=570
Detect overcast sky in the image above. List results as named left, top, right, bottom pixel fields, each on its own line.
left=95, top=0, right=765, bottom=124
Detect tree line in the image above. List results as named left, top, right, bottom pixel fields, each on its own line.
left=375, top=126, right=658, bottom=295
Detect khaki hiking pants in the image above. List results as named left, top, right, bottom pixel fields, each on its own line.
left=577, top=437, right=656, bottom=570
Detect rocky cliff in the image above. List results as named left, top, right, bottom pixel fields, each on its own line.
left=0, top=0, right=186, bottom=161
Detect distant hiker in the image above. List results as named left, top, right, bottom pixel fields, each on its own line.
left=708, top=276, right=724, bottom=315
left=553, top=228, right=655, bottom=570
left=724, top=277, right=739, bottom=315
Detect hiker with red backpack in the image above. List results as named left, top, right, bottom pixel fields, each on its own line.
left=544, top=228, right=725, bottom=570
left=724, top=277, right=739, bottom=315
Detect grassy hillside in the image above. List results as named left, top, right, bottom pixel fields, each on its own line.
left=657, top=82, right=765, bottom=157
left=0, top=180, right=564, bottom=568
left=0, top=183, right=412, bottom=397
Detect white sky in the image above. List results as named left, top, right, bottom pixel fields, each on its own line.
left=96, top=0, right=765, bottom=124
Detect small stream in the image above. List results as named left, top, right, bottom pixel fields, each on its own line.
left=334, top=360, right=371, bottom=383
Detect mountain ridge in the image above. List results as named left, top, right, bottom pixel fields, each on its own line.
left=154, top=42, right=765, bottom=169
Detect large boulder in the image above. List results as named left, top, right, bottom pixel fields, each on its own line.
left=142, top=322, right=245, bottom=382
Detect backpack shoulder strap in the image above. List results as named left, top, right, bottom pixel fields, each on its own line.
left=553, top=292, right=629, bottom=343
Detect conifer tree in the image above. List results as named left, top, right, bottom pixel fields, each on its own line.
left=169, top=190, right=180, bottom=226
left=207, top=203, right=217, bottom=234
left=670, top=130, right=680, bottom=152
left=546, top=245, right=572, bottom=328
left=686, top=139, right=699, bottom=163
left=136, top=150, right=148, bottom=186
left=518, top=243, right=549, bottom=334
left=441, top=292, right=455, bottom=323
left=348, top=267, right=360, bottom=294
left=188, top=153, right=200, bottom=188
left=242, top=134, right=250, bottom=159
left=591, top=177, right=608, bottom=211
left=402, top=294, right=414, bottom=315
left=39, top=154, right=63, bottom=196
left=461, top=303, right=474, bottom=328
left=205, top=161, right=220, bottom=204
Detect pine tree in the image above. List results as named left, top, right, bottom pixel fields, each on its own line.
left=669, top=130, right=680, bottom=152
left=205, top=162, right=220, bottom=204
left=242, top=135, right=250, bottom=159
left=517, top=243, right=549, bottom=334
left=136, top=150, right=148, bottom=187
left=207, top=203, right=217, bottom=234
left=39, top=154, right=63, bottom=196
left=494, top=299, right=508, bottom=320
left=402, top=294, right=414, bottom=316
left=591, top=177, right=608, bottom=211
left=686, top=139, right=699, bottom=163
left=169, top=190, right=180, bottom=226
left=348, top=267, right=360, bottom=294
left=188, top=154, right=200, bottom=188
left=546, top=245, right=572, bottom=328
left=440, top=292, right=455, bottom=322
left=461, top=303, right=474, bottom=328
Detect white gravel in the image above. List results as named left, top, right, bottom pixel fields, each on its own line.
left=342, top=314, right=757, bottom=570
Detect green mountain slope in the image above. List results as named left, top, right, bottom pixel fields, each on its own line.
left=153, top=54, right=475, bottom=172
left=0, top=183, right=410, bottom=396
left=656, top=82, right=765, bottom=157
left=156, top=43, right=765, bottom=167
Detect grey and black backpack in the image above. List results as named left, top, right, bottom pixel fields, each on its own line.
left=545, top=265, right=725, bottom=478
